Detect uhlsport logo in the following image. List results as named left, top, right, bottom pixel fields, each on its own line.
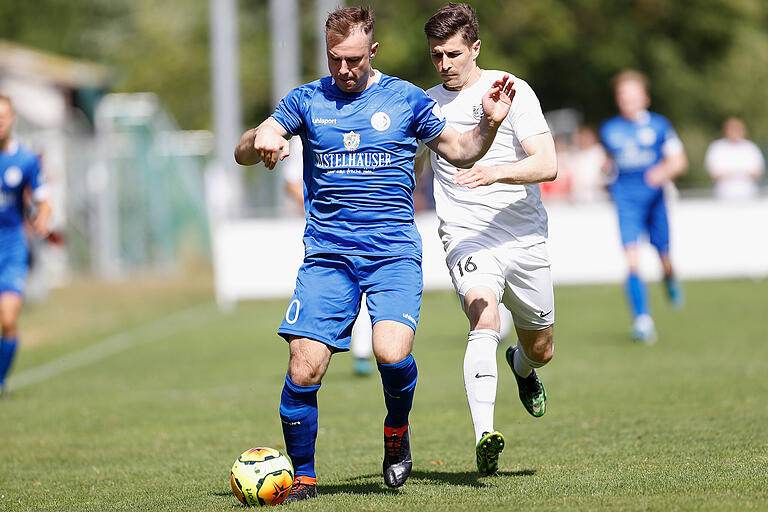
left=3, top=166, right=22, bottom=188
left=343, top=131, right=361, bottom=151
left=370, top=111, right=391, bottom=131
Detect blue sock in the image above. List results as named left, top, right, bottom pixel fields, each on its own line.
left=279, top=374, right=320, bottom=478
left=0, top=337, right=19, bottom=385
left=625, top=273, right=649, bottom=318
left=377, top=354, right=418, bottom=428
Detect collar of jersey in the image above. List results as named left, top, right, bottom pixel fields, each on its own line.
left=1, top=140, right=19, bottom=156
left=329, top=69, right=382, bottom=99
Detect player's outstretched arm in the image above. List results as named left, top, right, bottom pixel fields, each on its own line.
left=234, top=118, right=291, bottom=169
left=427, top=75, right=515, bottom=168
left=453, top=133, right=557, bottom=188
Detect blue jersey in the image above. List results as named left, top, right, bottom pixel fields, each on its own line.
left=600, top=111, right=682, bottom=198
left=271, top=71, right=446, bottom=260
left=0, top=141, right=44, bottom=247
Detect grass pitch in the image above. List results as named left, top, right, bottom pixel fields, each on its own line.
left=1, top=277, right=767, bottom=511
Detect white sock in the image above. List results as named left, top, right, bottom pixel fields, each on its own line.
left=464, top=329, right=500, bottom=443
left=512, top=342, right=546, bottom=378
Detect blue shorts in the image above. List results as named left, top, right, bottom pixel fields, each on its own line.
left=611, top=188, right=670, bottom=254
left=0, top=239, right=28, bottom=296
left=278, top=253, right=422, bottom=351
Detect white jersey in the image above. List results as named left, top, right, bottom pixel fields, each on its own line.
left=704, top=138, right=765, bottom=201
left=426, top=70, right=551, bottom=255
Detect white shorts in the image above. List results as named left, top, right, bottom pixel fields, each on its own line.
left=446, top=241, right=554, bottom=330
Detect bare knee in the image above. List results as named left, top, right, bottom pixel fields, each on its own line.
left=464, top=290, right=499, bottom=331
left=287, top=337, right=331, bottom=386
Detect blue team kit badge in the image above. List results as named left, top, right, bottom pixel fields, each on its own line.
left=343, top=131, right=361, bottom=151
left=370, top=111, right=391, bottom=131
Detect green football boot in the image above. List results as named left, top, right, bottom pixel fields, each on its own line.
left=476, top=431, right=505, bottom=476
left=506, top=346, right=547, bottom=417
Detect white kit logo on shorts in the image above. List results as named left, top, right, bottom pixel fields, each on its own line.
left=3, top=166, right=22, bottom=187
left=637, top=127, right=657, bottom=146
left=370, top=111, right=391, bottom=131
left=343, top=131, right=361, bottom=151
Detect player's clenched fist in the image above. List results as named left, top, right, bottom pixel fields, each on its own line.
left=253, top=127, right=291, bottom=170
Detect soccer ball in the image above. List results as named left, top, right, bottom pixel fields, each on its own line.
left=230, top=447, right=294, bottom=507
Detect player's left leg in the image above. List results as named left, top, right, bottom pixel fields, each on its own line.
left=372, top=320, right=416, bottom=488
left=506, top=325, right=553, bottom=417
left=0, top=291, right=23, bottom=393
left=362, top=255, right=421, bottom=488
left=649, top=193, right=684, bottom=309
left=501, top=242, right=555, bottom=417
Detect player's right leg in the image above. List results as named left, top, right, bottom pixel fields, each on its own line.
left=624, top=245, right=656, bottom=343
left=0, top=289, right=25, bottom=394
left=447, top=246, right=507, bottom=474
left=276, top=254, right=361, bottom=502
left=280, top=336, right=331, bottom=503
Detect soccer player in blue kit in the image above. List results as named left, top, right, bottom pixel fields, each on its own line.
left=235, top=6, right=514, bottom=501
left=600, top=70, right=687, bottom=343
left=0, top=95, right=51, bottom=394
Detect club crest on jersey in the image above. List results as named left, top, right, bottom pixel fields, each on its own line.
left=3, top=166, right=22, bottom=187
left=371, top=111, right=391, bottom=131
left=472, top=104, right=484, bottom=121
left=343, top=131, right=361, bottom=151
left=638, top=127, right=657, bottom=146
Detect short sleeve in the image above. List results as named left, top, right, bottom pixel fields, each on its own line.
left=409, top=89, right=446, bottom=143
left=26, top=155, right=50, bottom=202
left=661, top=118, right=684, bottom=157
left=271, top=87, right=308, bottom=136
left=508, top=79, right=550, bottom=142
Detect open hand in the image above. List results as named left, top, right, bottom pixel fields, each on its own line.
left=453, top=164, right=501, bottom=188
left=482, top=75, right=515, bottom=125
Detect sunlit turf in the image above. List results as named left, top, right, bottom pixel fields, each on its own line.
left=1, top=277, right=767, bottom=511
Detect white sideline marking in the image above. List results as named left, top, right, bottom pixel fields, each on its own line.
left=8, top=302, right=220, bottom=390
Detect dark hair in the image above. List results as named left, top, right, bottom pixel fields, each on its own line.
left=424, top=3, right=479, bottom=46
left=326, top=6, right=375, bottom=44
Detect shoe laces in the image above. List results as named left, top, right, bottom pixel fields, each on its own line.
left=385, top=431, right=405, bottom=458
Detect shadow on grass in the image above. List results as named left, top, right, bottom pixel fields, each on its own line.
left=318, top=467, right=536, bottom=495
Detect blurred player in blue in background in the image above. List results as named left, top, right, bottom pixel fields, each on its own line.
left=600, top=70, right=687, bottom=343
left=0, top=94, right=51, bottom=394
left=234, top=6, right=514, bottom=501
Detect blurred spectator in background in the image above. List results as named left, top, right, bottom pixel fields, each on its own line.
left=599, top=70, right=687, bottom=344
left=0, top=94, right=52, bottom=395
left=569, top=125, right=608, bottom=202
left=704, top=117, right=765, bottom=201
left=540, top=134, right=571, bottom=200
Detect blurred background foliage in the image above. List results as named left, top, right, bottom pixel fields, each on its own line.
left=2, top=0, right=767, bottom=187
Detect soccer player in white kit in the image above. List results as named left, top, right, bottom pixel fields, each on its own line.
left=422, top=3, right=557, bottom=476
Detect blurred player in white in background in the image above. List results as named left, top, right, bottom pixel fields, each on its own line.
left=281, top=138, right=374, bottom=376
left=570, top=125, right=608, bottom=203
left=422, top=3, right=557, bottom=476
left=705, top=117, right=765, bottom=201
